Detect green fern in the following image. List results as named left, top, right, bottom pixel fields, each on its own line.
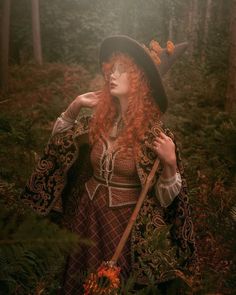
left=230, top=205, right=236, bottom=222
left=0, top=185, right=89, bottom=294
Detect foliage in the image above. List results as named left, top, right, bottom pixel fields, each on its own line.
left=8, top=0, right=206, bottom=65
left=0, top=0, right=235, bottom=293
left=0, top=55, right=235, bottom=293
left=0, top=62, right=98, bottom=294
left=0, top=62, right=93, bottom=186
left=165, top=57, right=236, bottom=293
left=0, top=179, right=90, bottom=295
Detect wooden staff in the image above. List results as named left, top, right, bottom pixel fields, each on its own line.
left=110, top=157, right=160, bottom=265
left=83, top=158, right=160, bottom=294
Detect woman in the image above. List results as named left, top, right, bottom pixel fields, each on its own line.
left=21, top=35, right=197, bottom=294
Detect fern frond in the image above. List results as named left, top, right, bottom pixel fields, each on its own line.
left=230, top=205, right=236, bottom=222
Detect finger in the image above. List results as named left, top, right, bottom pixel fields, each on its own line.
left=153, top=141, right=160, bottom=148
left=153, top=140, right=160, bottom=146
left=158, top=133, right=173, bottom=144
left=159, top=131, right=168, bottom=139
left=153, top=143, right=160, bottom=153
left=91, top=100, right=99, bottom=106
left=88, top=92, right=98, bottom=99
left=94, top=90, right=103, bottom=97
left=91, top=96, right=100, bottom=101
left=95, top=90, right=102, bottom=94
left=86, top=92, right=100, bottom=99
left=167, top=136, right=173, bottom=142
left=154, top=138, right=165, bottom=144
left=90, top=96, right=100, bottom=103
left=146, top=140, right=158, bottom=151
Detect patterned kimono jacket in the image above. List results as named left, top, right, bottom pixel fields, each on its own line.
left=20, top=115, right=198, bottom=285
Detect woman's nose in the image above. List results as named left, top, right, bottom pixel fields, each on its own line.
left=110, top=67, right=120, bottom=80
left=110, top=71, right=117, bottom=80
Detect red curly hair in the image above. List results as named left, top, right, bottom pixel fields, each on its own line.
left=89, top=52, right=162, bottom=155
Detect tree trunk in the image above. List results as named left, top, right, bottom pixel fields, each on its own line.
left=0, top=0, right=11, bottom=92
left=168, top=18, right=174, bottom=41
left=215, top=0, right=224, bottom=25
left=226, top=0, right=236, bottom=113
left=31, top=0, right=43, bottom=65
left=132, top=4, right=138, bottom=38
left=201, top=0, right=212, bottom=62
left=188, top=0, right=198, bottom=57
left=168, top=1, right=174, bottom=41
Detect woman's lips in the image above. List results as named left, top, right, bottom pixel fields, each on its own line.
left=110, top=82, right=117, bottom=88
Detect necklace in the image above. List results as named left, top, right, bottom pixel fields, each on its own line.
left=109, top=116, right=124, bottom=139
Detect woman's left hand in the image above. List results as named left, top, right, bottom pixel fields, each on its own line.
left=153, top=131, right=177, bottom=167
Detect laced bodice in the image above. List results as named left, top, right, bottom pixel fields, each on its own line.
left=85, top=137, right=141, bottom=207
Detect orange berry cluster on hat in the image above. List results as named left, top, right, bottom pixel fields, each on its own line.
left=99, top=35, right=187, bottom=113
left=142, top=40, right=175, bottom=66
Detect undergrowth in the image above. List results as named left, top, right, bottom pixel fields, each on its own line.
left=0, top=61, right=235, bottom=294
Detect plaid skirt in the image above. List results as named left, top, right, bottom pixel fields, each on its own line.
left=59, top=185, right=135, bottom=295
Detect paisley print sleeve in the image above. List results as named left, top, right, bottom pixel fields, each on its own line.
left=20, top=115, right=91, bottom=216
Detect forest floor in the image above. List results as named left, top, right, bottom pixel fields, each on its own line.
left=0, top=62, right=236, bottom=294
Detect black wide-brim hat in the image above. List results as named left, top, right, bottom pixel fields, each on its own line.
left=99, top=35, right=188, bottom=113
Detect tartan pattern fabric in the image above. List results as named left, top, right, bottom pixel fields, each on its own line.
left=61, top=185, right=134, bottom=295
left=59, top=136, right=140, bottom=294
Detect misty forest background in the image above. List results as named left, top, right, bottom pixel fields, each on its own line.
left=0, top=0, right=236, bottom=294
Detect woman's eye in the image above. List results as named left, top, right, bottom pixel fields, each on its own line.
left=117, top=64, right=126, bottom=73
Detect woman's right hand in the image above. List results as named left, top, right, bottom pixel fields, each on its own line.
left=75, top=91, right=102, bottom=109
left=64, top=91, right=102, bottom=121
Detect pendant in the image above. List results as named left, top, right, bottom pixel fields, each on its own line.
left=109, top=121, right=119, bottom=139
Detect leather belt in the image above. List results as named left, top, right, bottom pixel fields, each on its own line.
left=93, top=175, right=141, bottom=189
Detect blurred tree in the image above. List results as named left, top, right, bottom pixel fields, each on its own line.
left=167, top=0, right=175, bottom=40
left=201, top=0, right=212, bottom=62
left=31, top=0, right=43, bottom=65
left=188, top=0, right=198, bottom=57
left=10, top=0, right=32, bottom=64
left=0, top=0, right=11, bottom=92
left=6, top=0, right=232, bottom=67
left=226, top=0, right=236, bottom=112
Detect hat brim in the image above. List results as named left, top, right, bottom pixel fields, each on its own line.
left=99, top=35, right=168, bottom=113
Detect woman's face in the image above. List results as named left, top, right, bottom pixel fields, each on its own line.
left=106, top=61, right=130, bottom=99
